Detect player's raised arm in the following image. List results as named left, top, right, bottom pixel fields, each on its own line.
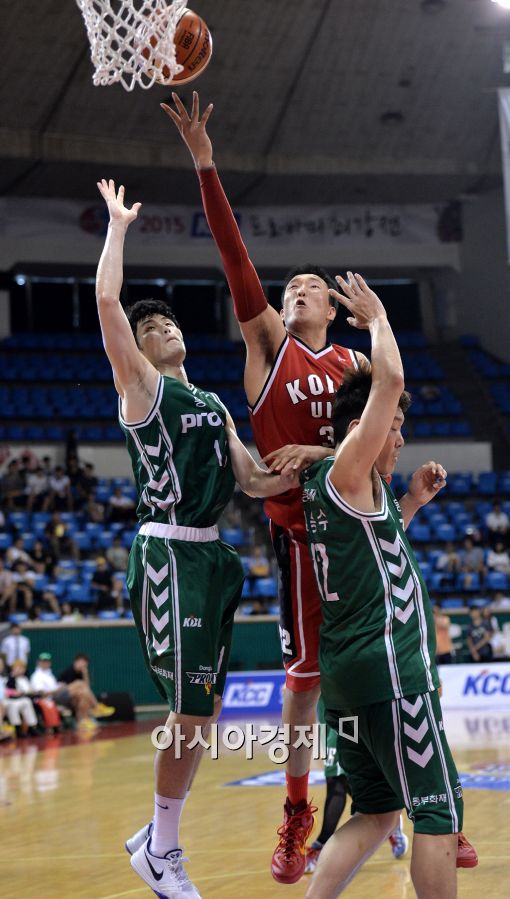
left=161, top=92, right=286, bottom=398
left=95, top=180, right=159, bottom=409
left=329, top=273, right=405, bottom=496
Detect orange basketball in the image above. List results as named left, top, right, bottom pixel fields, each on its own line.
left=142, top=7, right=212, bottom=86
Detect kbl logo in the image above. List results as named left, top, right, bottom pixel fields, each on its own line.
left=463, top=670, right=510, bottom=696
left=223, top=682, right=274, bottom=708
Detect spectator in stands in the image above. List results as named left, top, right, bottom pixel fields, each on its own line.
left=67, top=457, right=84, bottom=509
left=486, top=540, right=510, bottom=575
left=78, top=463, right=98, bottom=505
left=248, top=544, right=271, bottom=580
left=459, top=536, right=486, bottom=589
left=482, top=607, right=507, bottom=659
left=108, top=486, right=136, bottom=524
left=6, top=536, right=34, bottom=569
left=47, top=465, right=73, bottom=512
left=26, top=466, right=50, bottom=513
left=41, top=456, right=53, bottom=477
left=90, top=557, right=124, bottom=614
left=0, top=508, right=5, bottom=531
left=493, top=590, right=510, bottom=609
left=0, top=655, right=38, bottom=736
left=466, top=608, right=493, bottom=663
left=33, top=582, right=62, bottom=618
left=30, top=538, right=56, bottom=578
left=10, top=560, right=35, bottom=616
left=249, top=598, right=268, bottom=615
left=1, top=460, right=26, bottom=511
left=58, top=653, right=114, bottom=718
left=30, top=651, right=109, bottom=730
left=0, top=676, right=14, bottom=741
left=435, top=541, right=461, bottom=588
left=60, top=601, right=82, bottom=623
left=433, top=604, right=454, bottom=665
left=485, top=500, right=510, bottom=549
left=0, top=557, right=16, bottom=621
left=106, top=534, right=129, bottom=572
left=44, top=511, right=79, bottom=562
left=436, top=541, right=461, bottom=575
left=83, top=492, right=105, bottom=524
left=1, top=622, right=30, bottom=668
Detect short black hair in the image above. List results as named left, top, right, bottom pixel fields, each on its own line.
left=281, top=265, right=338, bottom=309
left=74, top=653, right=90, bottom=662
left=332, top=365, right=411, bottom=445
left=125, top=299, right=180, bottom=346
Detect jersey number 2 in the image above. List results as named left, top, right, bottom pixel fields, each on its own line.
left=311, top=543, right=340, bottom=602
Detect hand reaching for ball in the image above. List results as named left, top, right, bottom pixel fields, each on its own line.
left=161, top=91, right=214, bottom=168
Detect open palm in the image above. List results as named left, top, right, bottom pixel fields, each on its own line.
left=97, top=179, right=141, bottom=227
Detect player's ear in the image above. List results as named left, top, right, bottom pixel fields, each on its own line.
left=346, top=419, right=360, bottom=435
left=326, top=304, right=336, bottom=323
left=279, top=309, right=285, bottom=322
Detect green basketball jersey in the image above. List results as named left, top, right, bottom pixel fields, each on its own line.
left=301, top=458, right=439, bottom=708
left=119, top=375, right=235, bottom=527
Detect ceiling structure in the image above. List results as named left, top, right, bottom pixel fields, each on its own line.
left=1, top=0, right=510, bottom=206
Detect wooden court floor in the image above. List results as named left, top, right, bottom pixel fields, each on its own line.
left=1, top=710, right=509, bottom=899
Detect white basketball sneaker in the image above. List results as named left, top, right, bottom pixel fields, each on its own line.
left=130, top=837, right=202, bottom=899
left=125, top=821, right=152, bottom=855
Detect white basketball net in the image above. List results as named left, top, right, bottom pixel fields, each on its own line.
left=75, top=0, right=188, bottom=91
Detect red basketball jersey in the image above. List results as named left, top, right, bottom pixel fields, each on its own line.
left=249, top=335, right=358, bottom=534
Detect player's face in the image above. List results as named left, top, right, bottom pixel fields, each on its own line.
left=376, top=408, right=405, bottom=477
left=136, top=314, right=186, bottom=366
left=281, top=274, right=336, bottom=334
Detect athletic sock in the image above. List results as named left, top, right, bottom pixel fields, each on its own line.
left=316, top=775, right=348, bottom=845
left=150, top=793, right=186, bottom=857
left=286, top=772, right=309, bottom=808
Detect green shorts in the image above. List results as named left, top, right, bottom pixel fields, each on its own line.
left=325, top=690, right=463, bottom=835
left=127, top=533, right=244, bottom=716
left=318, top=694, right=345, bottom=778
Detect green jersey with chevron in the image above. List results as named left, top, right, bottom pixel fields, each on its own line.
left=301, top=459, right=440, bottom=708
left=119, top=375, right=235, bottom=526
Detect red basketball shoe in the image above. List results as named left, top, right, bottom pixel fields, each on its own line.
left=457, top=832, right=478, bottom=868
left=271, top=798, right=316, bottom=884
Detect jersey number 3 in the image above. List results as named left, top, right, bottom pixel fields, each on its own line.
left=311, top=543, right=340, bottom=602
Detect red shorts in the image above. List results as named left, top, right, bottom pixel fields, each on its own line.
left=269, top=521, right=322, bottom=692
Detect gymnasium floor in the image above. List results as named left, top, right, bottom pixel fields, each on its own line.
left=1, top=709, right=508, bottom=898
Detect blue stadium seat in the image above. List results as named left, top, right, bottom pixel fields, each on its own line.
left=220, top=528, right=245, bottom=547
left=407, top=522, right=431, bottom=542
left=478, top=472, right=497, bottom=494
left=434, top=523, right=457, bottom=543
left=66, top=583, right=93, bottom=604
left=252, top=577, right=278, bottom=598
left=486, top=571, right=509, bottom=591
left=441, top=598, right=465, bottom=609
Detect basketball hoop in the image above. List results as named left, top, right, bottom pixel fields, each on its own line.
left=75, top=0, right=188, bottom=91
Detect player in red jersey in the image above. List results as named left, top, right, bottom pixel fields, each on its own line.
left=162, top=92, right=477, bottom=883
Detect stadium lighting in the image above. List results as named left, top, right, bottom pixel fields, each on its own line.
left=492, top=0, right=510, bottom=10
left=14, top=274, right=27, bottom=286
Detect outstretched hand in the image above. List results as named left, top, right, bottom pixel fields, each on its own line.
left=329, top=272, right=386, bottom=330
left=263, top=444, right=332, bottom=477
left=97, top=179, right=141, bottom=228
left=407, top=461, right=447, bottom=507
left=160, top=90, right=214, bottom=167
